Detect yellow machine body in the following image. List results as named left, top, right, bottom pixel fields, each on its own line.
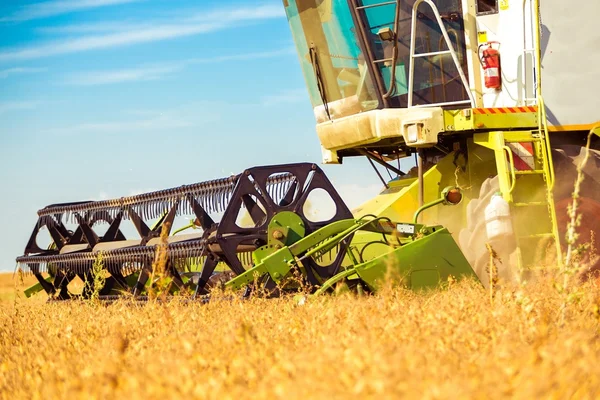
left=283, top=0, right=600, bottom=281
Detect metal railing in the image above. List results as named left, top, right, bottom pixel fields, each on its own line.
left=407, top=0, right=475, bottom=108
left=521, top=0, right=541, bottom=105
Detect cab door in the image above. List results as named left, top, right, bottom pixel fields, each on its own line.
left=352, top=0, right=471, bottom=108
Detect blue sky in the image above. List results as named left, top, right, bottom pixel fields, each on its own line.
left=0, top=0, right=409, bottom=272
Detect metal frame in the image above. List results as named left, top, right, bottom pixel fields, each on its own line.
left=358, top=149, right=405, bottom=177
left=473, top=127, right=562, bottom=272
left=408, top=0, right=475, bottom=108
left=347, top=0, right=389, bottom=108
left=17, top=163, right=353, bottom=300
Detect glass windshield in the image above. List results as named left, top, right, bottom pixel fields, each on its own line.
left=284, top=0, right=381, bottom=122
left=359, top=0, right=470, bottom=107
left=284, top=0, right=470, bottom=116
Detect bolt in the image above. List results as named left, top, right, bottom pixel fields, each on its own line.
left=272, top=230, right=284, bottom=240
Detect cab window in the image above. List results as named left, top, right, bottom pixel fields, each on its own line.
left=476, top=0, right=498, bottom=15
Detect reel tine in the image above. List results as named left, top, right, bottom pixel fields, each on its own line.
left=207, top=184, right=214, bottom=213
left=200, top=185, right=207, bottom=213
left=279, top=180, right=285, bottom=203
left=21, top=166, right=307, bottom=299
left=214, top=185, right=219, bottom=213
left=219, top=185, right=225, bottom=212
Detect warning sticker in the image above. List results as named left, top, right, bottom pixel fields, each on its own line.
left=484, top=68, right=499, bottom=78
left=478, top=31, right=488, bottom=44
left=397, top=224, right=415, bottom=234
left=500, top=0, right=509, bottom=11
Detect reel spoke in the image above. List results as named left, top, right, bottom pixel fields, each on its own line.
left=16, top=163, right=352, bottom=301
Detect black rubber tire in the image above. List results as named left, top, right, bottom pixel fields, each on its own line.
left=458, top=145, right=600, bottom=285
left=458, top=176, right=518, bottom=287
left=552, top=145, right=600, bottom=278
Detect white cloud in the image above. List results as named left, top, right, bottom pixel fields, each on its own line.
left=186, top=47, right=296, bottom=65
left=185, top=5, right=285, bottom=24
left=0, top=22, right=221, bottom=62
left=0, top=5, right=285, bottom=62
left=37, top=2, right=285, bottom=34
left=48, top=115, right=192, bottom=134
left=0, top=101, right=39, bottom=115
left=37, top=20, right=151, bottom=35
left=0, top=67, right=47, bottom=79
left=1, top=0, right=143, bottom=23
left=65, top=64, right=183, bottom=85
left=261, top=88, right=308, bottom=106
left=42, top=102, right=222, bottom=135
left=63, top=47, right=295, bottom=86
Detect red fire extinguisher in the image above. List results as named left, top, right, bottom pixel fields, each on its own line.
left=478, top=41, right=501, bottom=90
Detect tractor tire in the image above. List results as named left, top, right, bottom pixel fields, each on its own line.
left=458, top=176, right=518, bottom=287
left=458, top=145, right=600, bottom=285
left=552, top=145, right=600, bottom=278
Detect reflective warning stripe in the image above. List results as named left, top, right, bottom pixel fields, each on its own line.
left=472, top=106, right=538, bottom=115
left=507, top=142, right=535, bottom=170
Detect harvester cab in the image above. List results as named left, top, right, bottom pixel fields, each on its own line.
left=284, top=0, right=600, bottom=281
left=284, top=0, right=474, bottom=157
left=16, top=1, right=600, bottom=300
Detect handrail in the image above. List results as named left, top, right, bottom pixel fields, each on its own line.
left=533, top=0, right=543, bottom=96
left=521, top=0, right=535, bottom=105
left=535, top=93, right=561, bottom=265
left=530, top=0, right=555, bottom=188
left=407, top=0, right=475, bottom=108
left=503, top=146, right=517, bottom=195
left=537, top=96, right=555, bottom=189
left=521, top=0, right=543, bottom=105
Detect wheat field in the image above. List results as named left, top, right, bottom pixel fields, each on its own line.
left=1, top=271, right=600, bottom=399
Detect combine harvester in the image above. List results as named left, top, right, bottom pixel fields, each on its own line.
left=17, top=0, right=600, bottom=300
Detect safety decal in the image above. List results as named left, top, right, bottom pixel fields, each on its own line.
left=472, top=106, right=538, bottom=115
left=507, top=142, right=535, bottom=171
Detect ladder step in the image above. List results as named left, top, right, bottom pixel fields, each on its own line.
left=514, top=202, right=548, bottom=207
left=514, top=169, right=545, bottom=175
left=413, top=50, right=452, bottom=58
